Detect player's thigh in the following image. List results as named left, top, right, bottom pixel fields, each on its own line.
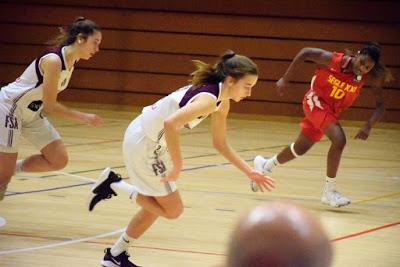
left=22, top=116, right=61, bottom=152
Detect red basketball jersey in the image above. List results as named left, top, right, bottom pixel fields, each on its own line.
left=311, top=52, right=366, bottom=114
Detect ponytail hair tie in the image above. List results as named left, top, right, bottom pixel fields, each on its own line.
left=74, top=16, right=86, bottom=23
left=222, top=50, right=236, bottom=61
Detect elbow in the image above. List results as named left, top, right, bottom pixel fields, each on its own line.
left=298, top=47, right=314, bottom=60
left=376, top=102, right=385, bottom=114
left=213, top=140, right=227, bottom=152
left=164, top=118, right=179, bottom=133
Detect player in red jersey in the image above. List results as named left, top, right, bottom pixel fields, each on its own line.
left=252, top=43, right=392, bottom=207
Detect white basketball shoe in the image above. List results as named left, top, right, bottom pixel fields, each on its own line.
left=321, top=189, right=351, bottom=207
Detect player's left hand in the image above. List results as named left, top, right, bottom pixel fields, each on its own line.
left=160, top=167, right=181, bottom=183
left=354, top=124, right=371, bottom=140
left=248, top=170, right=276, bottom=192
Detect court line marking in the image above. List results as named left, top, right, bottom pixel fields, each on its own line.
left=1, top=220, right=399, bottom=256
left=0, top=228, right=125, bottom=255
left=6, top=163, right=400, bottom=209
left=5, top=182, right=92, bottom=197
left=0, top=217, right=6, bottom=228
left=7, top=157, right=400, bottom=206
left=65, top=139, right=121, bottom=148
left=0, top=231, right=225, bottom=257
left=353, top=191, right=400, bottom=204
left=331, top=221, right=400, bottom=242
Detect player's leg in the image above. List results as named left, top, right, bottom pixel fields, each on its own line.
left=0, top=151, right=17, bottom=200
left=102, top=192, right=183, bottom=267
left=19, top=116, right=67, bottom=172
left=321, top=123, right=350, bottom=207
left=252, top=117, right=318, bottom=192
left=20, top=139, right=68, bottom=172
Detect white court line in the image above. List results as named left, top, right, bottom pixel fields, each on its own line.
left=0, top=170, right=123, bottom=255
left=53, top=170, right=96, bottom=183
left=0, top=217, right=6, bottom=228
left=0, top=227, right=125, bottom=255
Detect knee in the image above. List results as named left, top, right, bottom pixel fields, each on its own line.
left=49, top=153, right=69, bottom=170
left=164, top=205, right=184, bottom=220
left=332, top=136, right=346, bottom=150
left=295, top=146, right=308, bottom=156
left=293, top=143, right=311, bottom=156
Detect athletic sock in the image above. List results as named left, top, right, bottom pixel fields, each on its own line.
left=14, top=160, right=24, bottom=174
left=110, top=232, right=135, bottom=256
left=325, top=176, right=336, bottom=192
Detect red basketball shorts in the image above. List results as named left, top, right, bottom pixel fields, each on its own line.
left=300, top=90, right=338, bottom=142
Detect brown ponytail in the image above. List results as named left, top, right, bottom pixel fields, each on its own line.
left=46, top=17, right=100, bottom=47
left=190, top=50, right=258, bottom=86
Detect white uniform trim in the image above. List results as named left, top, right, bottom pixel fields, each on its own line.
left=306, top=75, right=323, bottom=111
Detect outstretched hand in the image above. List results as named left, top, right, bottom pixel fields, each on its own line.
left=354, top=124, right=371, bottom=140
left=83, top=113, right=103, bottom=127
left=248, top=170, right=276, bottom=192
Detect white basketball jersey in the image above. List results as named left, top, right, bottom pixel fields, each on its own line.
left=141, top=83, right=222, bottom=144
left=0, top=46, right=74, bottom=121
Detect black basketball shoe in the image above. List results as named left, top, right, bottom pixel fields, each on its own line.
left=102, top=248, right=140, bottom=267
left=88, top=167, right=122, bottom=211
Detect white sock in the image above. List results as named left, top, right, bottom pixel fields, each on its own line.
left=325, top=177, right=336, bottom=191
left=14, top=160, right=24, bottom=174
left=110, top=180, right=137, bottom=199
left=265, top=155, right=279, bottom=171
left=110, top=232, right=135, bottom=256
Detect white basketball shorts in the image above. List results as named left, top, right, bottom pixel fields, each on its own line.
left=123, top=115, right=177, bottom=197
left=0, top=97, right=60, bottom=153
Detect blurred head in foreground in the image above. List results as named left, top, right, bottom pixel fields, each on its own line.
left=227, top=202, right=332, bottom=267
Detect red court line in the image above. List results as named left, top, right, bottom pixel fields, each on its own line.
left=0, top=231, right=225, bottom=256
left=1, top=220, right=399, bottom=256
left=86, top=240, right=225, bottom=256
left=330, top=221, right=400, bottom=242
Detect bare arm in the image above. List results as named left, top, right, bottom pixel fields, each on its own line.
left=41, top=55, right=102, bottom=127
left=161, top=94, right=217, bottom=182
left=211, top=100, right=251, bottom=175
left=211, top=100, right=275, bottom=192
left=276, top=48, right=333, bottom=96
left=354, top=78, right=385, bottom=140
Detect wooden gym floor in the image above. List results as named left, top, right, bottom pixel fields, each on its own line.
left=0, top=103, right=399, bottom=267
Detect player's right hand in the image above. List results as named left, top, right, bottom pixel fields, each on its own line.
left=248, top=170, right=276, bottom=192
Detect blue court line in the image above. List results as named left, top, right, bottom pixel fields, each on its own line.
left=4, top=161, right=238, bottom=198
left=5, top=182, right=93, bottom=197
left=215, top=208, right=235, bottom=212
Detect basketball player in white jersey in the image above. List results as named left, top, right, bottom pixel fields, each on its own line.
left=0, top=17, right=102, bottom=201
left=88, top=51, right=276, bottom=267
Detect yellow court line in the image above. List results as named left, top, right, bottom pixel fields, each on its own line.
left=354, top=191, right=400, bottom=204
